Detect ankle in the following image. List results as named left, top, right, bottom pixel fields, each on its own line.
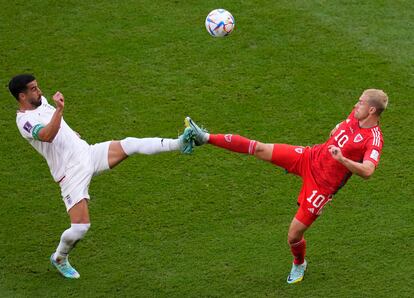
left=53, top=253, right=67, bottom=262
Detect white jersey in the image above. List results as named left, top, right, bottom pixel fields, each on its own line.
left=16, top=96, right=89, bottom=182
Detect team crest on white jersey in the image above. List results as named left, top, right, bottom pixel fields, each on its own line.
left=353, top=133, right=363, bottom=143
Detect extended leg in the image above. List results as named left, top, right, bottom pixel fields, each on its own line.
left=185, top=116, right=275, bottom=161
left=108, top=128, right=194, bottom=169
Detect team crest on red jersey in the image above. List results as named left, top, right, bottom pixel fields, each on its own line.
left=353, top=133, right=363, bottom=143
left=224, top=134, right=232, bottom=143
left=295, top=147, right=304, bottom=154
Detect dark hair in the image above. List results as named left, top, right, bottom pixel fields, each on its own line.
left=8, top=74, right=36, bottom=100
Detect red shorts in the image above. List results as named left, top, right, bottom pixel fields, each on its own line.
left=271, top=144, right=332, bottom=226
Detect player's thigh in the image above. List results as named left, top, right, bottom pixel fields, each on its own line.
left=294, top=179, right=332, bottom=228
left=60, top=161, right=92, bottom=215
left=271, top=144, right=306, bottom=175
left=68, top=199, right=90, bottom=224
left=107, top=140, right=128, bottom=169
left=89, top=140, right=123, bottom=171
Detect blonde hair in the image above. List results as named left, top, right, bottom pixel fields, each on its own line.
left=363, top=89, right=388, bottom=116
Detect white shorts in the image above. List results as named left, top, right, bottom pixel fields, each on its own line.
left=59, top=141, right=111, bottom=211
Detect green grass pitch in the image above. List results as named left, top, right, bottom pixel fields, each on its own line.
left=0, top=0, right=413, bottom=297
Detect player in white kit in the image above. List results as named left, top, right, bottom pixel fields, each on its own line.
left=9, top=74, right=194, bottom=279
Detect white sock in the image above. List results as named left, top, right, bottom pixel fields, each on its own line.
left=120, top=137, right=181, bottom=156
left=54, top=223, right=90, bottom=260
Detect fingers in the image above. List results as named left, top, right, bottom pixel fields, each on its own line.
left=328, top=145, right=338, bottom=155
left=53, top=91, right=64, bottom=101
left=52, top=91, right=65, bottom=110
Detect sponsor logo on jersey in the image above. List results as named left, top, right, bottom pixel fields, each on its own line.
left=353, top=133, right=363, bottom=143
left=307, top=208, right=315, bottom=214
left=23, top=121, right=33, bottom=133
left=349, top=127, right=354, bottom=133
left=295, top=147, right=304, bottom=154
left=370, top=149, right=379, bottom=161
left=224, top=134, right=232, bottom=143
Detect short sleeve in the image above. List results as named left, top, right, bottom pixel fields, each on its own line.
left=363, top=131, right=383, bottom=167
left=16, top=114, right=45, bottom=140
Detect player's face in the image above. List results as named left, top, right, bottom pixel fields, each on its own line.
left=354, top=94, right=373, bottom=120
left=22, top=80, right=42, bottom=108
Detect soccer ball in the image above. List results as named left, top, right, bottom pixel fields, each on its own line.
left=205, top=9, right=235, bottom=37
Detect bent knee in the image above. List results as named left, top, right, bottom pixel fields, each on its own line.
left=287, top=232, right=303, bottom=245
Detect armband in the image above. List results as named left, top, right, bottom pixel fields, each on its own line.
left=32, top=124, right=45, bottom=140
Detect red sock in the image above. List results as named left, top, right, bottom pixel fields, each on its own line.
left=208, top=134, right=257, bottom=155
left=290, top=238, right=306, bottom=265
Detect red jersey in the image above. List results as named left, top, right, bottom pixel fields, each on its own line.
left=310, top=110, right=383, bottom=194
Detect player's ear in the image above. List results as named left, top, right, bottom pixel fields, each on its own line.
left=369, top=106, right=377, bottom=115
left=18, top=91, right=26, bottom=102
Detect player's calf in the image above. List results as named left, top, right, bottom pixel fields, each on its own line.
left=208, top=133, right=257, bottom=154
left=54, top=223, right=90, bottom=260
left=51, top=223, right=90, bottom=279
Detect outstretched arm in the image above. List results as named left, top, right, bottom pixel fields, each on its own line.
left=328, top=145, right=375, bottom=179
left=37, top=92, right=65, bottom=143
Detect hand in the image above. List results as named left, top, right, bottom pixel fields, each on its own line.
left=53, top=91, right=65, bottom=110
left=328, top=145, right=344, bottom=162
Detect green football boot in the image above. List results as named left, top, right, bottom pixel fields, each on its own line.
left=179, top=127, right=195, bottom=154
left=184, top=117, right=208, bottom=146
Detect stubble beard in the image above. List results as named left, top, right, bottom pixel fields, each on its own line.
left=30, top=95, right=42, bottom=108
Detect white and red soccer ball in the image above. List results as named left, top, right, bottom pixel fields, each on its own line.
left=205, top=9, right=235, bottom=37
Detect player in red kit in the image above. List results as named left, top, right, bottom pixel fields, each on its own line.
left=185, top=89, right=388, bottom=284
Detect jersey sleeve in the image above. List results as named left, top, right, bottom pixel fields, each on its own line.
left=363, top=130, right=383, bottom=167
left=16, top=114, right=45, bottom=141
